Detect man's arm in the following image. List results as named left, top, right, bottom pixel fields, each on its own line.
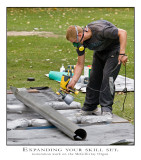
left=118, top=29, right=128, bottom=65
left=67, top=54, right=85, bottom=89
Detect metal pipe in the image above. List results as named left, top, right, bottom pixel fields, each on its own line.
left=10, top=86, right=87, bottom=140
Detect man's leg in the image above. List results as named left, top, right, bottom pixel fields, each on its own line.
left=99, top=52, right=121, bottom=113
left=82, top=53, right=104, bottom=111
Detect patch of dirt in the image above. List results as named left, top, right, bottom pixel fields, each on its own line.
left=7, top=31, right=65, bottom=38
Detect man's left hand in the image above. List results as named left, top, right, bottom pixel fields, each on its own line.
left=118, top=55, right=128, bottom=66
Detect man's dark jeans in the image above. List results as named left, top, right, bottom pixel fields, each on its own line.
left=82, top=48, right=121, bottom=113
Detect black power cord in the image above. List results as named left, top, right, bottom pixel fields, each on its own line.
left=122, top=63, right=127, bottom=111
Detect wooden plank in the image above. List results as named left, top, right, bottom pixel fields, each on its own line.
left=7, top=89, right=129, bottom=124
left=7, top=89, right=39, bottom=94
left=7, top=108, right=129, bottom=128
left=7, top=87, right=133, bottom=145
left=7, top=93, right=81, bottom=111
left=7, top=123, right=134, bottom=145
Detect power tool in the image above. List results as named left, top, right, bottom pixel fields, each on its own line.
left=56, top=74, right=79, bottom=105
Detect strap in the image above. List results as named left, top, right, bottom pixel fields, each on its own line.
left=119, top=53, right=127, bottom=56
left=75, top=25, right=79, bottom=42
left=80, top=29, right=84, bottom=42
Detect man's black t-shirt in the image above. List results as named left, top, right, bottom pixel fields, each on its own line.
left=77, top=20, right=120, bottom=56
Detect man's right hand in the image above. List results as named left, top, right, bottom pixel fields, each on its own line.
left=67, top=79, right=76, bottom=91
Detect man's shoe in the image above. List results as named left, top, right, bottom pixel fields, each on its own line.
left=101, top=111, right=113, bottom=120
left=76, top=108, right=98, bottom=116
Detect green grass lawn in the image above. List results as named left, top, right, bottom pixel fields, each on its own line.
left=7, top=8, right=134, bottom=123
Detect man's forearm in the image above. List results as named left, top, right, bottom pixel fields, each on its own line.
left=118, top=29, right=127, bottom=54
left=72, top=63, right=84, bottom=83
left=67, top=54, right=85, bottom=89
left=71, top=54, right=85, bottom=84
left=118, top=29, right=128, bottom=65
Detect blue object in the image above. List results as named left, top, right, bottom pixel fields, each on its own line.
left=26, top=125, right=56, bottom=130
left=49, top=71, right=73, bottom=82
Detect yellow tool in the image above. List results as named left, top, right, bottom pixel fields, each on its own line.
left=56, top=74, right=79, bottom=105
left=60, top=75, right=79, bottom=94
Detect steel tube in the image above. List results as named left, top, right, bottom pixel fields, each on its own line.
left=10, top=87, right=87, bottom=140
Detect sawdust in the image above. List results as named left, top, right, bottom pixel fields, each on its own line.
left=7, top=31, right=65, bottom=38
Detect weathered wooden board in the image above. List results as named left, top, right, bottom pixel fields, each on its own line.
left=7, top=88, right=134, bottom=145
left=7, top=108, right=129, bottom=125
left=7, top=93, right=81, bottom=110
left=7, top=123, right=134, bottom=145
